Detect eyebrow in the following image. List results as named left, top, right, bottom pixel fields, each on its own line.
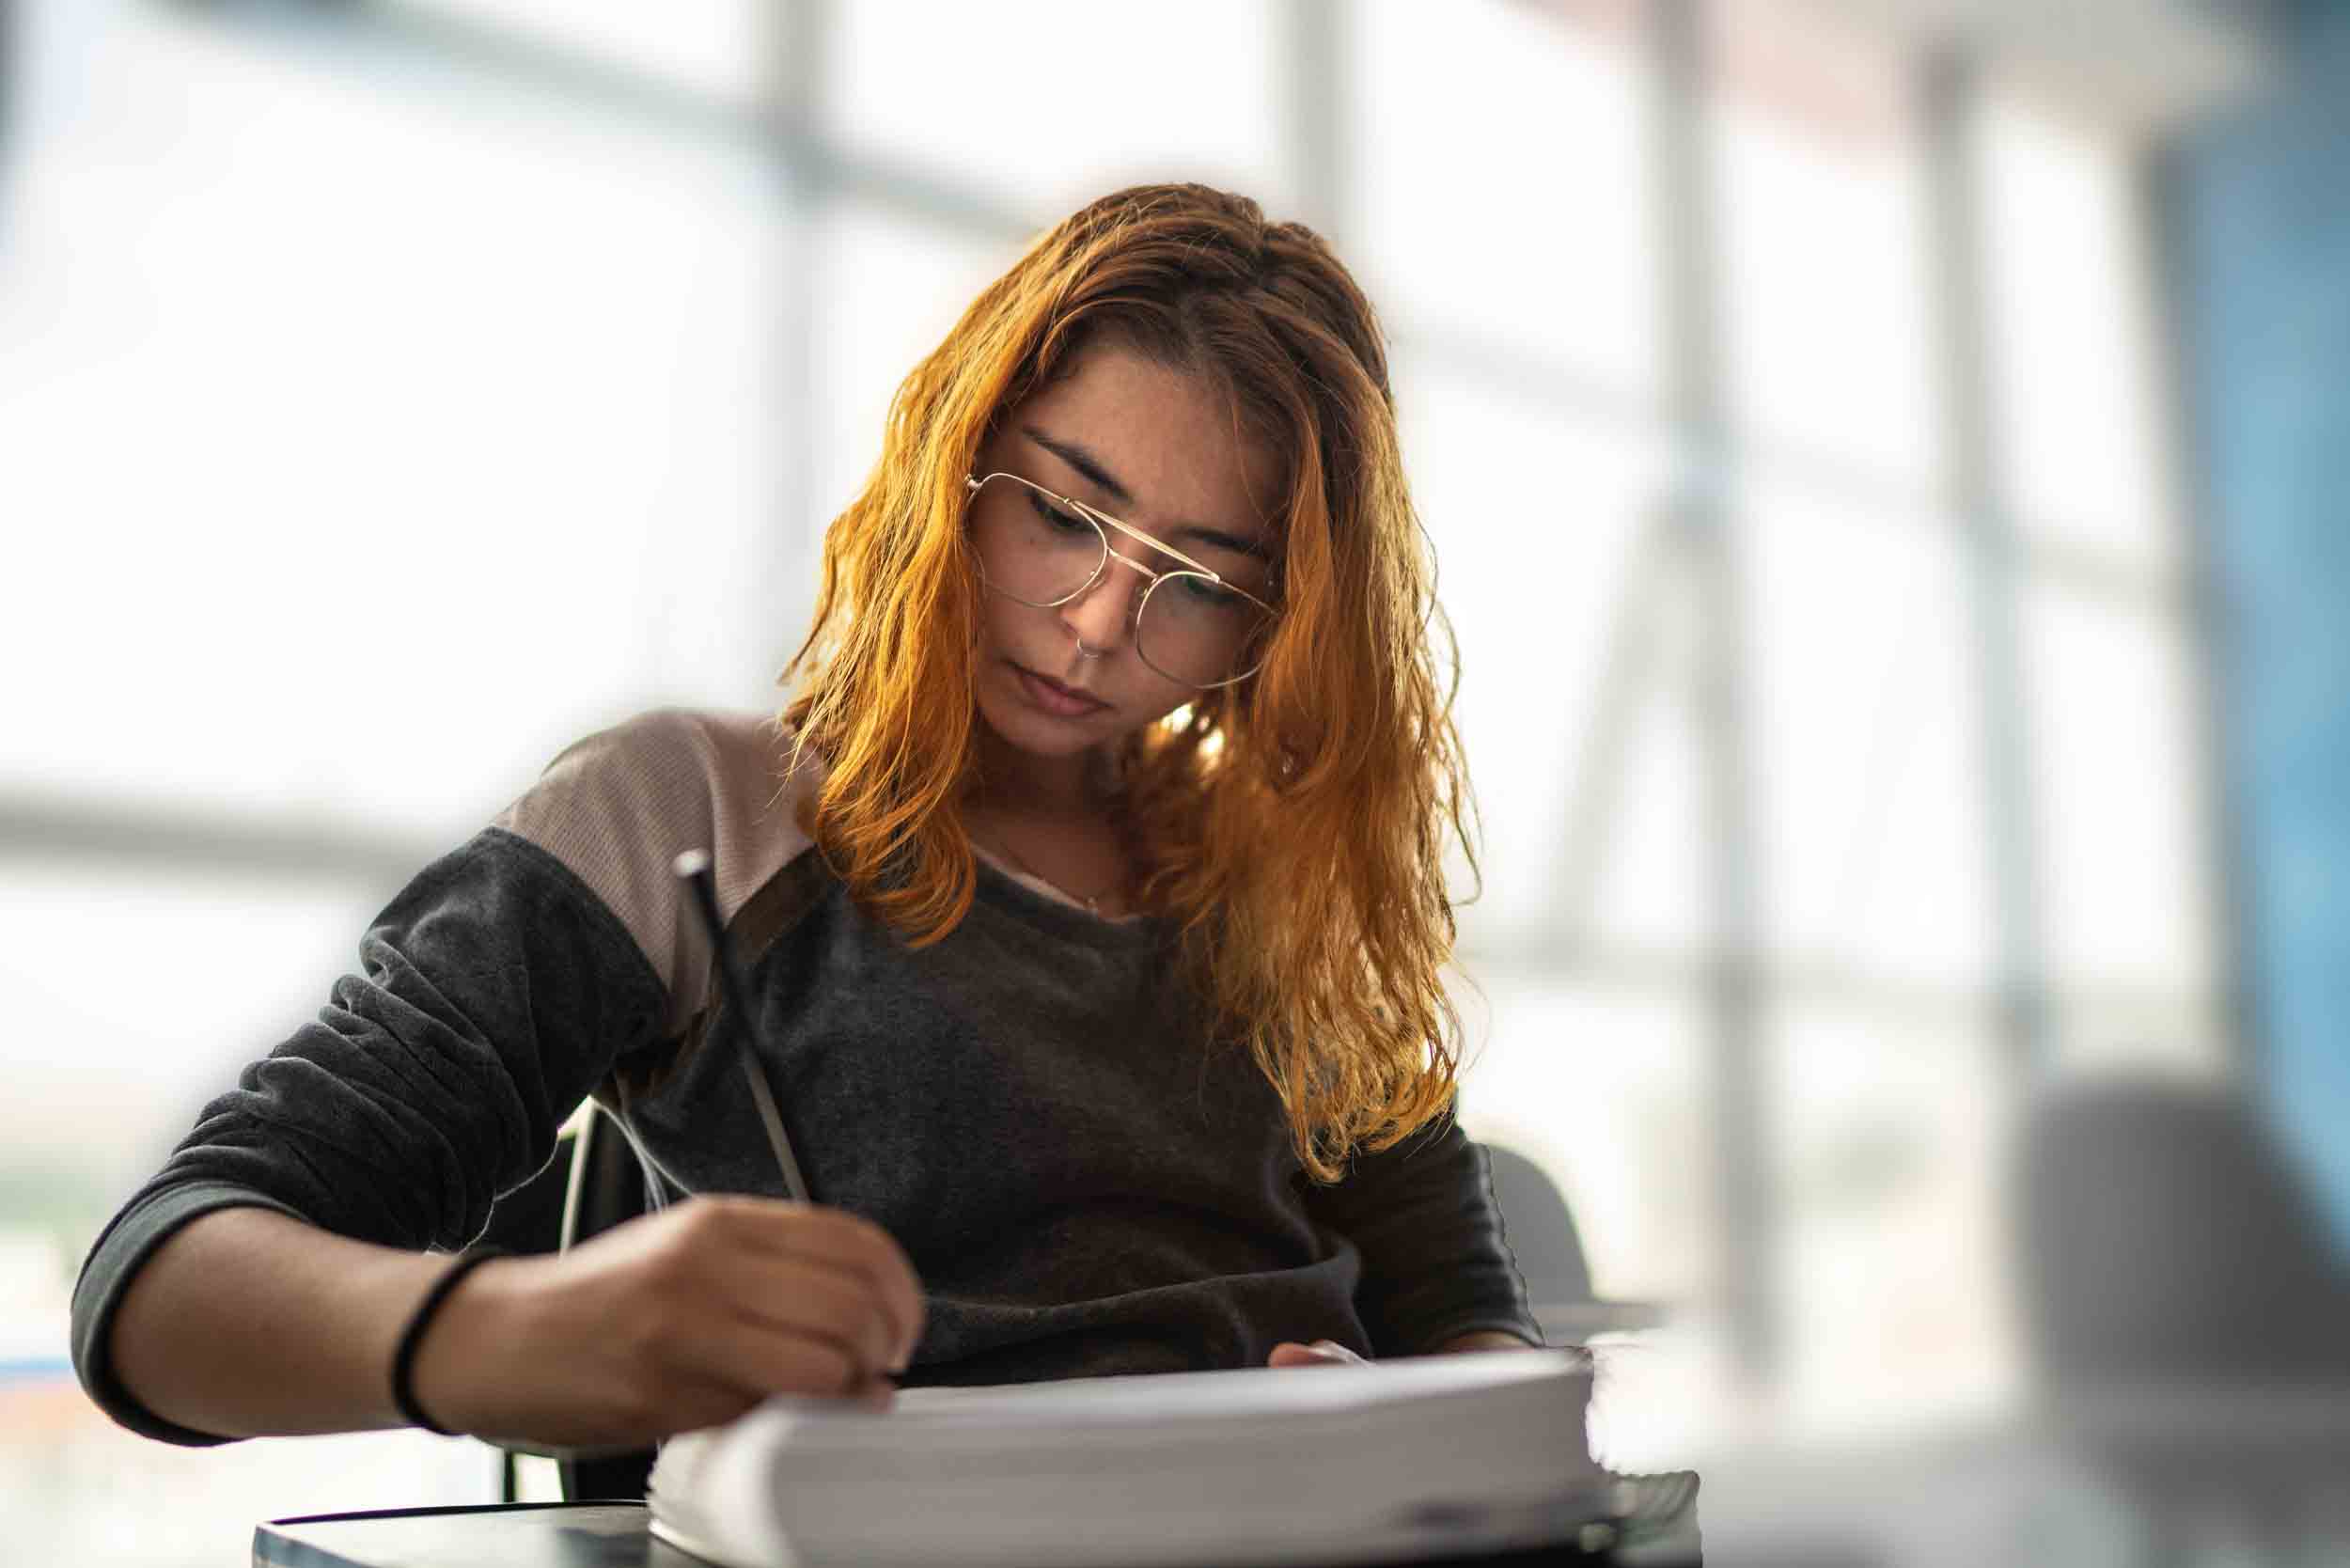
left=1022, top=425, right=1275, bottom=566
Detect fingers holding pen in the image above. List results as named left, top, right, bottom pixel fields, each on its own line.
left=694, top=1197, right=926, bottom=1370
left=709, top=1243, right=906, bottom=1384
left=419, top=1195, right=927, bottom=1447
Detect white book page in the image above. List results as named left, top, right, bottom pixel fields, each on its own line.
left=648, top=1352, right=1598, bottom=1568
left=811, top=1348, right=1586, bottom=1428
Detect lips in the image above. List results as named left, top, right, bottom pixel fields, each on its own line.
left=1012, top=663, right=1109, bottom=717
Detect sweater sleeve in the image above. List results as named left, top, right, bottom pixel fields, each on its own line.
left=69, top=709, right=807, bottom=1445
left=69, top=824, right=672, bottom=1445
left=1298, top=1107, right=1544, bottom=1357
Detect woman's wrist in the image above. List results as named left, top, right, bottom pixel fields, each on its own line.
left=403, top=1252, right=533, bottom=1437
left=388, top=1249, right=509, bottom=1434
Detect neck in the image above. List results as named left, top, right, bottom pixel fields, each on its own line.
left=972, top=729, right=1110, bottom=820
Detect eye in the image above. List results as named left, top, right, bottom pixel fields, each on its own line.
left=1027, top=493, right=1095, bottom=536
left=1176, top=573, right=1244, bottom=608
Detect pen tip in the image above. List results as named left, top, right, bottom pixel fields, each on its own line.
left=672, top=848, right=712, bottom=880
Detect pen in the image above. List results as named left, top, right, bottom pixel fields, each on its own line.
left=673, top=848, right=813, bottom=1204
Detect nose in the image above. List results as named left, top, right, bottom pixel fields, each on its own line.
left=1060, top=555, right=1146, bottom=653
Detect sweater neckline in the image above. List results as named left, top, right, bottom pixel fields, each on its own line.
left=969, top=847, right=1162, bottom=946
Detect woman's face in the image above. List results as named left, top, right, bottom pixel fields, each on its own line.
left=968, top=343, right=1277, bottom=770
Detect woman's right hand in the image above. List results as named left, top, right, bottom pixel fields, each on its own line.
left=410, top=1194, right=926, bottom=1448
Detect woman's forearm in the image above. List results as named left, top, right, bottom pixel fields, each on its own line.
left=105, top=1205, right=460, bottom=1439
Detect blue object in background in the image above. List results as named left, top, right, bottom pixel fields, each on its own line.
left=2172, top=0, right=2350, bottom=1250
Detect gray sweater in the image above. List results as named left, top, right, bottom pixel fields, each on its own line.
left=70, top=709, right=1540, bottom=1444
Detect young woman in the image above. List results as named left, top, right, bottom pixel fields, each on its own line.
left=71, top=183, right=1540, bottom=1451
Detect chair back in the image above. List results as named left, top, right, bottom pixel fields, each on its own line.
left=1480, top=1143, right=1596, bottom=1309
left=2014, top=1074, right=2350, bottom=1385
left=477, top=1104, right=658, bottom=1500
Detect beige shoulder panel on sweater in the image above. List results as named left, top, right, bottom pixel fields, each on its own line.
left=491, top=707, right=821, bottom=1036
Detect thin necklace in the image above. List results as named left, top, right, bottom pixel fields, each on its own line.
left=983, top=835, right=1125, bottom=917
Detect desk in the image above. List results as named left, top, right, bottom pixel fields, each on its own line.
left=253, top=1499, right=1702, bottom=1567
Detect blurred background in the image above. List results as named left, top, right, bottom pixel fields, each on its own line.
left=2, top=0, right=2344, bottom=1563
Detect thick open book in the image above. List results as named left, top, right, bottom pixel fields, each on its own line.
left=648, top=1349, right=1608, bottom=1567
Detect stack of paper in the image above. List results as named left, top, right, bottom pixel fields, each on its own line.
left=649, top=1349, right=1605, bottom=1567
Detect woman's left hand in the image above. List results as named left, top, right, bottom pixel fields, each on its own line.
left=1265, top=1340, right=1368, bottom=1369
left=1267, top=1330, right=1538, bottom=1368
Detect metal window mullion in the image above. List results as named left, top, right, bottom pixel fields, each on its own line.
left=761, top=0, right=831, bottom=683
left=1648, top=0, right=1774, bottom=1384
left=2135, top=145, right=2254, bottom=1082
left=1286, top=0, right=1347, bottom=244
left=1921, top=46, right=2051, bottom=1082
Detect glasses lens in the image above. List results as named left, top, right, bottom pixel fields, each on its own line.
left=970, top=474, right=1106, bottom=605
left=1138, top=572, right=1276, bottom=687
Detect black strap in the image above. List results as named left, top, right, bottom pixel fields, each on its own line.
left=390, top=1247, right=507, bottom=1435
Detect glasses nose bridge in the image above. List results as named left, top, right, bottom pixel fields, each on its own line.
left=1068, top=536, right=1156, bottom=615
left=1101, top=541, right=1162, bottom=588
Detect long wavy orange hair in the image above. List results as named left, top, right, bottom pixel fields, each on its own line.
left=779, top=183, right=1477, bottom=1183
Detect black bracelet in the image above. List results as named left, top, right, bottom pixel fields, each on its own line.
left=390, top=1247, right=506, bottom=1436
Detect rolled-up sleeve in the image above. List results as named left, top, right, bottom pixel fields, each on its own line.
left=1300, top=1109, right=1544, bottom=1356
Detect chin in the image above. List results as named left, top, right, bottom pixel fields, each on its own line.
left=975, top=668, right=1115, bottom=759
left=989, top=713, right=1104, bottom=760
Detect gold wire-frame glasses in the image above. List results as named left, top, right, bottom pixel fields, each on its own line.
left=964, top=470, right=1279, bottom=690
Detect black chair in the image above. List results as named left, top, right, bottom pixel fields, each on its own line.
left=1480, top=1142, right=1661, bottom=1342
left=2013, top=1074, right=2350, bottom=1563
left=476, top=1104, right=657, bottom=1501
